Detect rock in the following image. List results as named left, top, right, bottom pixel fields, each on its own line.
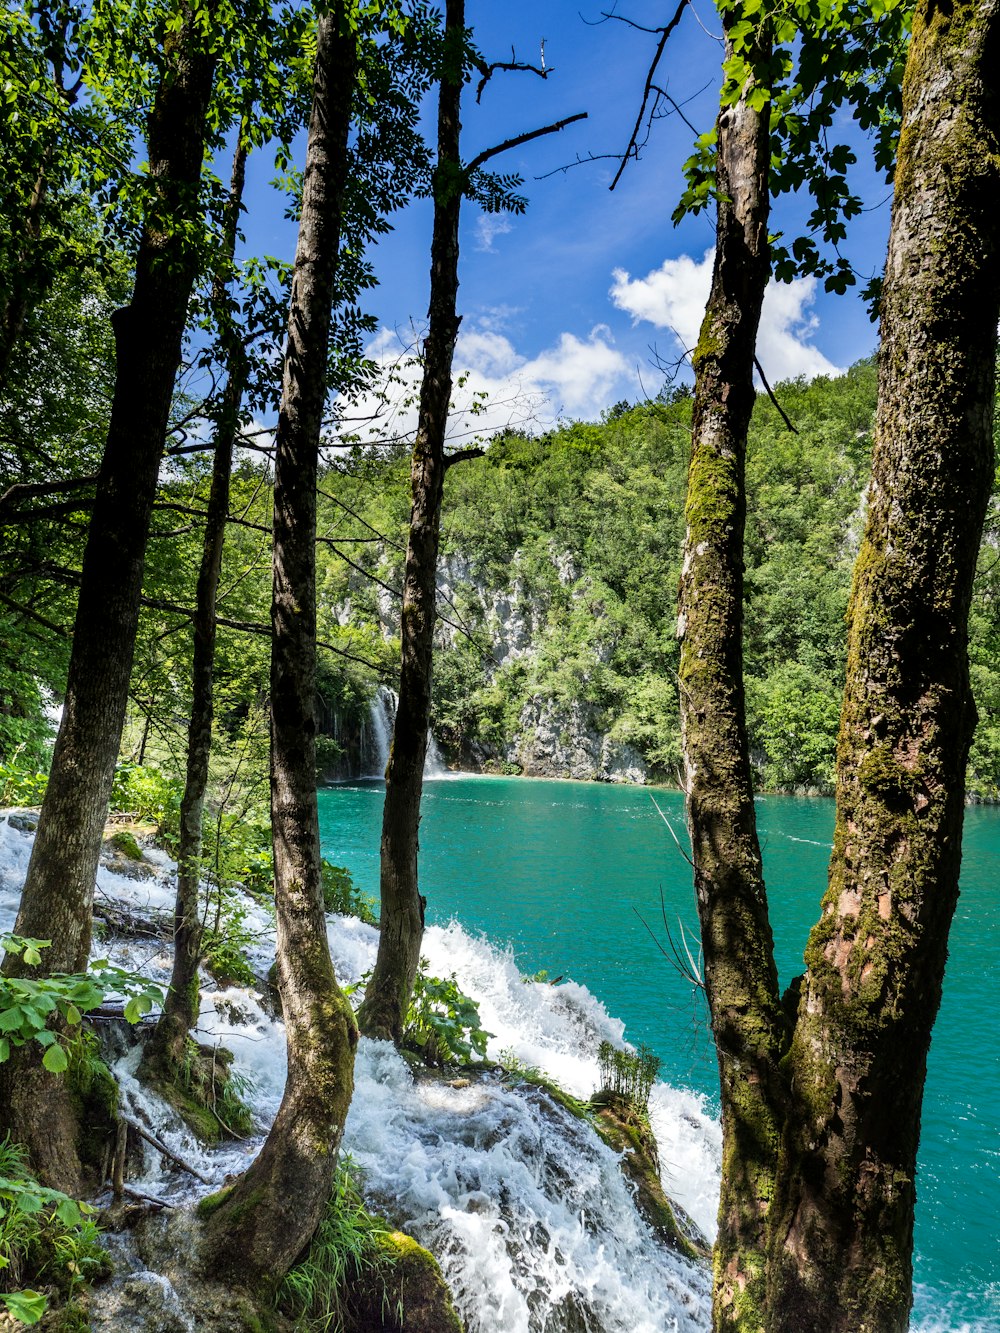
left=7, top=812, right=38, bottom=832
left=346, top=1231, right=465, bottom=1333
left=90, top=1212, right=292, bottom=1333
left=590, top=1092, right=707, bottom=1262
left=510, top=698, right=647, bottom=784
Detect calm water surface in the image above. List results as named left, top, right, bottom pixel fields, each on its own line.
left=318, top=776, right=1000, bottom=1329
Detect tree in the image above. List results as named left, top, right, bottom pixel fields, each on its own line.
left=676, top=0, right=1000, bottom=1329
left=358, top=1, right=585, bottom=1042
left=203, top=1, right=360, bottom=1287
left=355, top=0, right=466, bottom=1043
left=140, top=116, right=253, bottom=1083
left=0, top=0, right=221, bottom=1192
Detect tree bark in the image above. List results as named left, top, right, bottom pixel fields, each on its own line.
left=203, top=7, right=359, bottom=1290
left=676, top=25, right=789, bottom=1332
left=143, top=127, right=250, bottom=1078
left=6, top=10, right=217, bottom=977
left=0, top=6, right=218, bottom=1193
left=768, top=1, right=1000, bottom=1326
left=356, top=0, right=465, bottom=1044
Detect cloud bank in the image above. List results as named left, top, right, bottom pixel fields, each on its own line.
left=338, top=323, right=635, bottom=446
left=610, top=249, right=842, bottom=383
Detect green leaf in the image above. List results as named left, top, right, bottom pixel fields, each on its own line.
left=0, top=1007, right=24, bottom=1033
left=41, top=1044, right=68, bottom=1074
left=2, top=1290, right=48, bottom=1324
left=55, top=1198, right=82, bottom=1228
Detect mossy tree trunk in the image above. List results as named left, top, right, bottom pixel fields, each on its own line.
left=143, top=124, right=251, bottom=1082
left=768, top=0, right=1000, bottom=1326
left=680, top=0, right=1000, bottom=1327
left=203, top=6, right=359, bottom=1290
left=676, top=19, right=788, bottom=1331
left=356, top=0, right=465, bottom=1044
left=0, top=6, right=218, bottom=1194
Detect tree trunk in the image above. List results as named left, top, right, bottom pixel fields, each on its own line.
left=143, top=127, right=250, bottom=1078
left=768, top=1, right=1000, bottom=1326
left=676, top=24, right=789, bottom=1332
left=203, top=7, right=359, bottom=1290
left=356, top=0, right=464, bottom=1044
left=0, top=7, right=218, bottom=1193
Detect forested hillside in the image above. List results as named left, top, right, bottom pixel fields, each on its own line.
left=6, top=347, right=1000, bottom=797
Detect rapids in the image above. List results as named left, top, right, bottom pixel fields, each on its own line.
left=0, top=814, right=712, bottom=1331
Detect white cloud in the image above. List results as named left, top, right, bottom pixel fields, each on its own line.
left=475, top=213, right=513, bottom=252
left=336, top=323, right=634, bottom=447
left=610, top=248, right=842, bottom=383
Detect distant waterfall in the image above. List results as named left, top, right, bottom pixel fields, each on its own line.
left=364, top=684, right=447, bottom=779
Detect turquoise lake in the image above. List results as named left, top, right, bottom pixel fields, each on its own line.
left=318, top=776, right=1000, bottom=1330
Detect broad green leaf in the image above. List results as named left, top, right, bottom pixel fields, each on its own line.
left=55, top=1198, right=82, bottom=1228
left=41, top=1044, right=68, bottom=1074
left=2, top=1290, right=47, bottom=1324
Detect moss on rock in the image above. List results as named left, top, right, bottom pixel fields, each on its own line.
left=591, top=1091, right=707, bottom=1262
left=344, top=1231, right=464, bottom=1333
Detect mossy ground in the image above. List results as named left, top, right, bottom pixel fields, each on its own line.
left=141, top=1038, right=253, bottom=1145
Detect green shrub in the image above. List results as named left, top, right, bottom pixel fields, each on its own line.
left=403, top=965, right=491, bottom=1066
left=0, top=1136, right=108, bottom=1326
left=202, top=895, right=257, bottom=988
left=596, top=1040, right=661, bottom=1116
left=0, top=936, right=163, bottom=1072
left=110, top=764, right=183, bottom=844
left=0, top=749, right=48, bottom=808
left=321, top=860, right=377, bottom=926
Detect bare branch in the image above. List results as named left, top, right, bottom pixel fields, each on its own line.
left=754, top=357, right=799, bottom=434
left=467, top=111, right=588, bottom=174
left=0, top=589, right=69, bottom=637
left=444, top=446, right=486, bottom=470
left=0, top=472, right=97, bottom=514
left=474, top=42, right=551, bottom=103
left=610, top=0, right=690, bottom=191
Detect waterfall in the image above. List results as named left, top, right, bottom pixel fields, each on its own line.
left=365, top=683, right=449, bottom=779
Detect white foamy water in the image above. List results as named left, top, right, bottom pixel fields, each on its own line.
left=7, top=811, right=989, bottom=1331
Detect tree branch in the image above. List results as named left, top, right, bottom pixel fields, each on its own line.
left=467, top=111, right=588, bottom=173
left=444, top=446, right=486, bottom=470
left=0, top=472, right=97, bottom=514
left=754, top=357, right=799, bottom=433
left=610, top=0, right=690, bottom=191
left=473, top=41, right=550, bottom=103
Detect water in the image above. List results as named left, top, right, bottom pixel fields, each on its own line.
left=0, top=814, right=714, bottom=1332
left=364, top=684, right=448, bottom=778
left=318, top=777, right=1000, bottom=1332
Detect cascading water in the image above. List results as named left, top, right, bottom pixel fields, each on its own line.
left=0, top=813, right=979, bottom=1333
left=364, top=683, right=449, bottom=778
left=0, top=814, right=712, bottom=1332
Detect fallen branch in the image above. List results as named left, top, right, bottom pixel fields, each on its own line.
left=122, top=1116, right=213, bottom=1185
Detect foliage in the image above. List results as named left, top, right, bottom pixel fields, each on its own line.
left=321, top=859, right=378, bottom=926
left=277, top=1159, right=394, bottom=1333
left=596, top=1040, right=661, bottom=1116
left=0, top=1136, right=106, bottom=1327
left=0, top=751, right=49, bottom=809
left=0, top=937, right=162, bottom=1072
left=202, top=893, right=258, bottom=988
left=110, top=764, right=183, bottom=841
left=402, top=963, right=491, bottom=1066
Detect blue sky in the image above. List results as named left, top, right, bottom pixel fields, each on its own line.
left=242, top=0, right=895, bottom=434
